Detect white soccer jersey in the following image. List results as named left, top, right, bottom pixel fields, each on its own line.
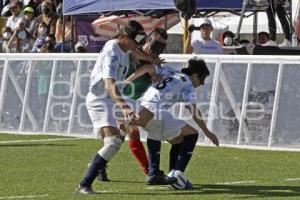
left=140, top=66, right=197, bottom=113
left=89, top=39, right=130, bottom=98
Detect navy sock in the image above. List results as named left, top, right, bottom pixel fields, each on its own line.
left=174, top=134, right=198, bottom=172
left=80, top=153, right=107, bottom=187
left=169, top=143, right=181, bottom=172
left=147, top=138, right=161, bottom=176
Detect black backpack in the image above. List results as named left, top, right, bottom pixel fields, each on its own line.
left=173, top=0, right=196, bottom=19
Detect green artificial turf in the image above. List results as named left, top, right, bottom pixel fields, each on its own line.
left=0, top=133, right=299, bottom=200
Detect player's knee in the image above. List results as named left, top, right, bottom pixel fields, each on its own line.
left=98, top=135, right=122, bottom=161
left=168, top=135, right=184, bottom=144
left=127, top=126, right=140, bottom=140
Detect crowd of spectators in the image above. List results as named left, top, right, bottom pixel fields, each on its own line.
left=0, top=0, right=85, bottom=53
left=0, top=0, right=295, bottom=54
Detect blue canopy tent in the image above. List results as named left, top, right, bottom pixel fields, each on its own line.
left=63, top=0, right=251, bottom=16
left=63, top=0, right=268, bottom=42
left=63, top=0, right=291, bottom=50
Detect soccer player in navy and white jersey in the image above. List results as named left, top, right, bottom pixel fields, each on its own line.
left=76, top=20, right=153, bottom=194
left=123, top=58, right=219, bottom=179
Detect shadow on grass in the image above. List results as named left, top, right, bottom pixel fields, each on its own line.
left=89, top=184, right=300, bottom=198
left=192, top=184, right=300, bottom=198
left=109, top=180, right=146, bottom=184
left=0, top=143, right=75, bottom=148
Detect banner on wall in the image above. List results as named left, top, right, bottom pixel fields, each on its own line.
left=75, top=16, right=108, bottom=53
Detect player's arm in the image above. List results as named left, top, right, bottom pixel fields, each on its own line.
left=102, top=52, right=136, bottom=120
left=184, top=26, right=193, bottom=54
left=124, top=64, right=156, bottom=85
left=105, top=78, right=136, bottom=120
left=186, top=103, right=219, bottom=146
left=131, top=48, right=164, bottom=65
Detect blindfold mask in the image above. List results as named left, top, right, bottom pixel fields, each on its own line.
left=149, top=40, right=166, bottom=55
left=125, top=27, right=147, bottom=45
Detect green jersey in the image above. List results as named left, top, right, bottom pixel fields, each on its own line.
left=123, top=60, right=152, bottom=100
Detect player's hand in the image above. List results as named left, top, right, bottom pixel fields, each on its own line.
left=151, top=73, right=163, bottom=83
left=188, top=25, right=195, bottom=33
left=206, top=131, right=219, bottom=146
left=121, top=104, right=138, bottom=123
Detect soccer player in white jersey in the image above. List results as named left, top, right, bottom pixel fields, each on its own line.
left=123, top=58, right=219, bottom=179
left=98, top=28, right=174, bottom=185
left=76, top=20, right=157, bottom=194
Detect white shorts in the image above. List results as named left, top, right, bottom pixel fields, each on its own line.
left=169, top=102, right=200, bottom=131
left=86, top=92, right=140, bottom=129
left=144, top=111, right=186, bottom=141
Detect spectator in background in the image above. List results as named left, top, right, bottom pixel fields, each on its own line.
left=221, top=30, right=235, bottom=46
left=257, top=31, right=270, bottom=45
left=1, top=0, right=11, bottom=17
left=75, top=41, right=86, bottom=53
left=1, top=26, right=16, bottom=52
left=6, top=0, right=26, bottom=31
left=55, top=2, right=72, bottom=52
left=23, top=6, right=36, bottom=37
left=45, top=33, right=58, bottom=52
left=34, top=38, right=52, bottom=127
left=184, top=18, right=223, bottom=54
left=35, top=37, right=46, bottom=52
left=1, top=25, right=32, bottom=53
left=265, top=0, right=292, bottom=46
left=33, top=0, right=58, bottom=39
left=55, top=15, right=72, bottom=52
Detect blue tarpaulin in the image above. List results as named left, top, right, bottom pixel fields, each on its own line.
left=63, top=0, right=247, bottom=15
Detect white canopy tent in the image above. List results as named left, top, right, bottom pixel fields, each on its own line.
left=169, top=0, right=300, bottom=37
left=168, top=12, right=284, bottom=35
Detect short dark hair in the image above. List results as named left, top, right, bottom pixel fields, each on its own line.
left=222, top=31, right=235, bottom=40
left=258, top=31, right=269, bottom=39
left=124, top=20, right=145, bottom=38
left=182, top=58, right=209, bottom=77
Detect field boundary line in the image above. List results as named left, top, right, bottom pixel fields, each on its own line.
left=284, top=178, right=300, bottom=182
left=0, top=194, right=48, bottom=199
left=215, top=180, right=256, bottom=185
left=0, top=138, right=84, bottom=144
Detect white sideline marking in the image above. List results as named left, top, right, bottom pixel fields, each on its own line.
left=0, top=138, right=83, bottom=144
left=95, top=190, right=123, bottom=193
left=146, top=186, right=168, bottom=190
left=216, top=181, right=256, bottom=185
left=0, top=194, right=48, bottom=199
left=284, top=178, right=300, bottom=182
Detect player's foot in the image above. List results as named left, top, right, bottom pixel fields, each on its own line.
left=146, top=173, right=177, bottom=185
left=97, top=167, right=110, bottom=182
left=75, top=185, right=95, bottom=195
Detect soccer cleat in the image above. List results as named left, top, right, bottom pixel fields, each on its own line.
left=97, top=167, right=110, bottom=182
left=146, top=173, right=177, bottom=185
left=75, top=185, right=95, bottom=195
